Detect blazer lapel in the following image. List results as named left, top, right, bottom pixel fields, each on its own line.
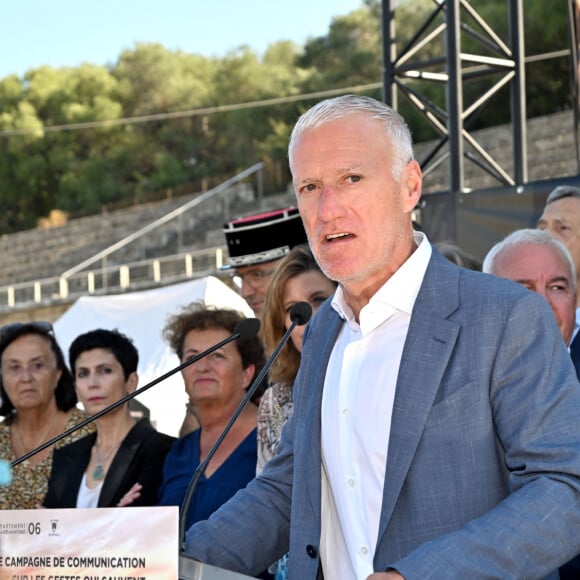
left=98, top=420, right=148, bottom=507
left=52, top=434, right=95, bottom=507
left=376, top=252, right=461, bottom=544
left=300, top=306, right=344, bottom=515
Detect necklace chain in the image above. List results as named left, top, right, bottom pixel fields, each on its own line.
left=92, top=441, right=121, bottom=481
left=13, top=418, right=56, bottom=459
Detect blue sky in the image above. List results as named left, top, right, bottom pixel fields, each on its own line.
left=1, top=0, right=364, bottom=80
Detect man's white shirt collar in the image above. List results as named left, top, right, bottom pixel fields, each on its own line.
left=331, top=231, right=432, bottom=333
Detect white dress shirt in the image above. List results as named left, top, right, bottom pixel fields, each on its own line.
left=320, top=232, right=432, bottom=579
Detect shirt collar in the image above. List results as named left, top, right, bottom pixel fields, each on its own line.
left=331, top=232, right=432, bottom=326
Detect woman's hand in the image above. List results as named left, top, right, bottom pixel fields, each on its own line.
left=367, top=573, right=405, bottom=580
left=117, top=483, right=142, bottom=507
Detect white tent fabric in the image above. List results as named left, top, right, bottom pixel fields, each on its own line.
left=53, top=276, right=252, bottom=437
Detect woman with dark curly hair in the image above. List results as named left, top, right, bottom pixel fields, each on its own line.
left=0, top=322, right=94, bottom=509
left=158, top=302, right=265, bottom=530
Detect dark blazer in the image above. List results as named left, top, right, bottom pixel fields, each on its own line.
left=186, top=250, right=580, bottom=579
left=569, top=331, right=580, bottom=381
left=560, top=335, right=580, bottom=579
left=43, top=418, right=174, bottom=508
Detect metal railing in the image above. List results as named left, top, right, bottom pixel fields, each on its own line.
left=0, top=163, right=265, bottom=313
left=61, top=162, right=264, bottom=279
left=0, top=247, right=227, bottom=312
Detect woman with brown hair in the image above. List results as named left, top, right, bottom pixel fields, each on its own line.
left=158, top=302, right=265, bottom=529
left=258, top=245, right=336, bottom=578
left=258, top=245, right=336, bottom=472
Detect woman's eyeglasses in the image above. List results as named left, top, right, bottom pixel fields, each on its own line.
left=0, top=321, right=54, bottom=344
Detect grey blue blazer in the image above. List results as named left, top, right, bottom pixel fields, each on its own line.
left=186, top=250, right=580, bottom=579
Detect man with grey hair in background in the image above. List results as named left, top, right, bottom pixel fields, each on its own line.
left=516, top=183, right=580, bottom=580
left=483, top=228, right=580, bottom=579
left=538, top=185, right=580, bottom=300
left=538, top=185, right=580, bottom=410
left=482, top=229, right=580, bottom=580
left=482, top=228, right=577, bottom=348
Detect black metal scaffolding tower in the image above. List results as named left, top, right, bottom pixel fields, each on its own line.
left=382, top=0, right=527, bottom=189
left=381, top=0, right=528, bottom=239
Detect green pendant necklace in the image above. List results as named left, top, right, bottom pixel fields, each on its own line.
left=92, top=442, right=120, bottom=481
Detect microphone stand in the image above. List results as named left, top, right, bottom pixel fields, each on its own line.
left=179, top=302, right=312, bottom=553
left=11, top=318, right=260, bottom=468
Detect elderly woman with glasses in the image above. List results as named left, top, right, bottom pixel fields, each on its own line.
left=0, top=322, right=94, bottom=509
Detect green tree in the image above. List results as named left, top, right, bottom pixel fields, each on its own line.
left=110, top=44, right=218, bottom=199
left=0, top=0, right=574, bottom=234
left=298, top=0, right=382, bottom=91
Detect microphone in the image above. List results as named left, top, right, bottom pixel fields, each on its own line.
left=10, top=317, right=261, bottom=468
left=288, top=301, right=312, bottom=326
left=178, top=301, right=312, bottom=551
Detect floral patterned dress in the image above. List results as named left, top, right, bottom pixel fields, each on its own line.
left=0, top=407, right=95, bottom=509
left=256, top=382, right=294, bottom=475
left=257, top=382, right=294, bottom=580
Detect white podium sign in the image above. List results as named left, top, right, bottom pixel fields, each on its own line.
left=0, top=506, right=178, bottom=580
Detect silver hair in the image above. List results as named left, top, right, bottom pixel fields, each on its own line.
left=482, top=228, right=577, bottom=290
left=288, top=94, right=414, bottom=182
left=545, top=185, right=580, bottom=206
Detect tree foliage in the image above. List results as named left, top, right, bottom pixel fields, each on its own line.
left=0, top=0, right=573, bottom=233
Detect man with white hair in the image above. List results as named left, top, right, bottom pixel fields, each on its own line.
left=482, top=228, right=577, bottom=348
left=483, top=228, right=580, bottom=579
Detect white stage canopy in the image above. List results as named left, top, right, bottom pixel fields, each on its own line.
left=53, top=276, right=252, bottom=437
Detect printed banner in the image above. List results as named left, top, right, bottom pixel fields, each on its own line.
left=0, top=506, right=178, bottom=580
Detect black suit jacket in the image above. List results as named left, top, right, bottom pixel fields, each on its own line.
left=43, top=419, right=175, bottom=508
left=570, top=331, right=580, bottom=381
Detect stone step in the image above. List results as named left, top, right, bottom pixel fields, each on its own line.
left=0, top=187, right=296, bottom=288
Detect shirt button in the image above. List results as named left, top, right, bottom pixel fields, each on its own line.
left=347, top=478, right=354, bottom=488
left=361, top=546, right=368, bottom=556
left=342, top=408, right=349, bottom=416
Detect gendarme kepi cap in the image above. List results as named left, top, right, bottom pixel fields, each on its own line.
left=223, top=207, right=307, bottom=268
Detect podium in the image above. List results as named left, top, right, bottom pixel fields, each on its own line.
left=179, top=554, right=253, bottom=579
left=0, top=506, right=180, bottom=578
left=0, top=507, right=256, bottom=580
